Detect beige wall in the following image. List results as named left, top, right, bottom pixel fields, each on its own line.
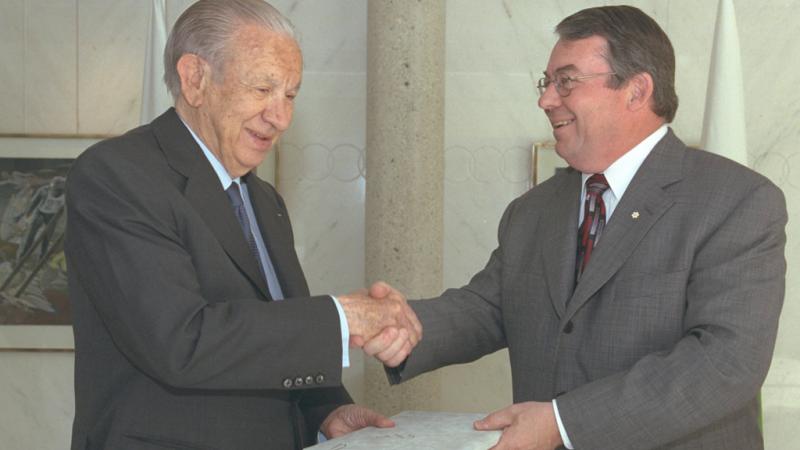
left=0, top=1, right=797, bottom=449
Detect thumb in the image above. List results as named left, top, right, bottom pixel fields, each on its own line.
left=349, top=335, right=365, bottom=348
left=474, top=407, right=513, bottom=431
left=369, top=281, right=391, bottom=299
left=362, top=408, right=395, bottom=429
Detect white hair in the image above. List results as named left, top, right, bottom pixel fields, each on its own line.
left=163, top=0, right=297, bottom=101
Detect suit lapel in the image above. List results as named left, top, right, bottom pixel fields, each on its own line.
left=566, top=130, right=685, bottom=316
left=541, top=169, right=582, bottom=318
left=151, top=109, right=271, bottom=299
left=244, top=174, right=309, bottom=299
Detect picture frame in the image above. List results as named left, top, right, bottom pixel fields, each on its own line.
left=531, top=141, right=568, bottom=186
left=0, top=136, right=100, bottom=351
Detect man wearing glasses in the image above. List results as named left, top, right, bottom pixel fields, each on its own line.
left=364, top=5, right=786, bottom=450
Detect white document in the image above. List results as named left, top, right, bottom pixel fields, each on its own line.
left=307, top=410, right=502, bottom=450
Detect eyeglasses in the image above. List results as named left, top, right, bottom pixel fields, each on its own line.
left=536, top=72, right=617, bottom=97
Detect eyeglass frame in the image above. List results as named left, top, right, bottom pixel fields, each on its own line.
left=536, top=71, right=617, bottom=97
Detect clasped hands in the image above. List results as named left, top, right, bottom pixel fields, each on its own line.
left=340, top=282, right=563, bottom=450
left=339, top=281, right=421, bottom=367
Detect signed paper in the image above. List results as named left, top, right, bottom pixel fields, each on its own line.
left=307, top=411, right=501, bottom=450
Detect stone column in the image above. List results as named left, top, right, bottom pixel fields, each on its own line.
left=364, top=0, right=446, bottom=414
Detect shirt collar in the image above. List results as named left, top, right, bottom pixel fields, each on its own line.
left=582, top=124, right=668, bottom=198
left=178, top=116, right=240, bottom=189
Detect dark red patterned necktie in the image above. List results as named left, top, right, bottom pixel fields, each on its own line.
left=575, top=174, right=610, bottom=282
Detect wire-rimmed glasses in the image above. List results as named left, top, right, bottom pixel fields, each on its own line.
left=536, top=72, right=617, bottom=97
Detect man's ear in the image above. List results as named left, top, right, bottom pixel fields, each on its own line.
left=176, top=53, right=210, bottom=107
left=626, top=72, right=654, bottom=111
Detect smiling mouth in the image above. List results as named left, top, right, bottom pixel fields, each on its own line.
left=248, top=129, right=272, bottom=141
left=552, top=119, right=575, bottom=129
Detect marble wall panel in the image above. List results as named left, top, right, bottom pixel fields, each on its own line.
left=276, top=64, right=368, bottom=400
left=665, top=0, right=716, bottom=145
left=735, top=3, right=800, bottom=446
left=25, top=0, right=78, bottom=134
left=0, top=0, right=26, bottom=133
left=272, top=0, right=367, bottom=72
left=0, top=352, right=74, bottom=450
left=763, top=357, right=800, bottom=448
left=77, top=0, right=148, bottom=134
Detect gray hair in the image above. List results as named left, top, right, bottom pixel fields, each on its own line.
left=556, top=5, right=679, bottom=123
left=163, top=0, right=297, bottom=101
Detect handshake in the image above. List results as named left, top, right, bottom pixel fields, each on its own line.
left=338, top=282, right=420, bottom=367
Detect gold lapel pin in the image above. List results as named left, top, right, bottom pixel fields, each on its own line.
left=631, top=211, right=640, bottom=219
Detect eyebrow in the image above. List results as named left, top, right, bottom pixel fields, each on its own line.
left=543, top=64, right=579, bottom=77
left=240, top=76, right=302, bottom=92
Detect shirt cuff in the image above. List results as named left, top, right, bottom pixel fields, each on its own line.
left=330, top=295, right=350, bottom=368
left=552, top=399, right=574, bottom=449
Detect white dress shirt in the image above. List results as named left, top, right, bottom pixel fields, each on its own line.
left=555, top=124, right=668, bottom=449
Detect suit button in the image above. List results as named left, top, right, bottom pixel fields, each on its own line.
left=294, top=377, right=304, bottom=387
left=305, top=376, right=314, bottom=385
left=563, top=321, right=574, bottom=334
left=282, top=378, right=293, bottom=389
left=315, top=374, right=325, bottom=384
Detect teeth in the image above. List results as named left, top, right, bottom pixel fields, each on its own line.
left=553, top=120, right=572, bottom=129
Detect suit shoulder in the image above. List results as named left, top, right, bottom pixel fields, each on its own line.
left=71, top=125, right=163, bottom=177
left=516, top=167, right=576, bottom=205
left=682, top=147, right=783, bottom=196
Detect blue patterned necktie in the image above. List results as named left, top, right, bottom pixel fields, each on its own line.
left=575, top=174, right=610, bottom=282
left=226, top=183, right=266, bottom=282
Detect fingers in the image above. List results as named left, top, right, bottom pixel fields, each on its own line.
left=323, top=405, right=396, bottom=438
left=360, top=407, right=395, bottom=429
left=370, top=281, right=422, bottom=346
left=377, top=328, right=413, bottom=367
left=376, top=327, right=412, bottom=367
left=474, top=405, right=514, bottom=431
left=339, top=283, right=422, bottom=345
left=479, top=402, right=563, bottom=450
left=363, top=327, right=413, bottom=367
left=362, top=327, right=399, bottom=356
left=404, top=303, right=423, bottom=344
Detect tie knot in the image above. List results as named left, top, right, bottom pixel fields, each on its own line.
left=226, top=183, right=244, bottom=207
left=586, top=174, right=609, bottom=195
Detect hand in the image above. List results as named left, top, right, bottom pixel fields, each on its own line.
left=362, top=326, right=413, bottom=367
left=474, top=401, right=563, bottom=450
left=339, top=281, right=422, bottom=348
left=320, top=404, right=395, bottom=439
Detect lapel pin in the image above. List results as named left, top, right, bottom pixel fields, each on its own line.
left=631, top=211, right=640, bottom=219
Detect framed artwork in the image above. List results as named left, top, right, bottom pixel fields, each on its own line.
left=0, top=157, right=73, bottom=351
left=531, top=141, right=568, bottom=186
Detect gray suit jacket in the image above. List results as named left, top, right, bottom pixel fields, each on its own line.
left=66, top=109, right=351, bottom=450
left=392, top=130, right=786, bottom=449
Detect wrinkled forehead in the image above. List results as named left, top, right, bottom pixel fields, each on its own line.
left=224, top=24, right=303, bottom=80
left=544, top=35, right=610, bottom=76
left=230, top=24, right=301, bottom=63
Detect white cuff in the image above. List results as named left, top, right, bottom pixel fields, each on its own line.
left=552, top=398, right=574, bottom=449
left=330, top=295, right=350, bottom=368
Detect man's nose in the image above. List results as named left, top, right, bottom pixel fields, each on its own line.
left=537, top=82, right=561, bottom=111
left=262, top=98, right=293, bottom=131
